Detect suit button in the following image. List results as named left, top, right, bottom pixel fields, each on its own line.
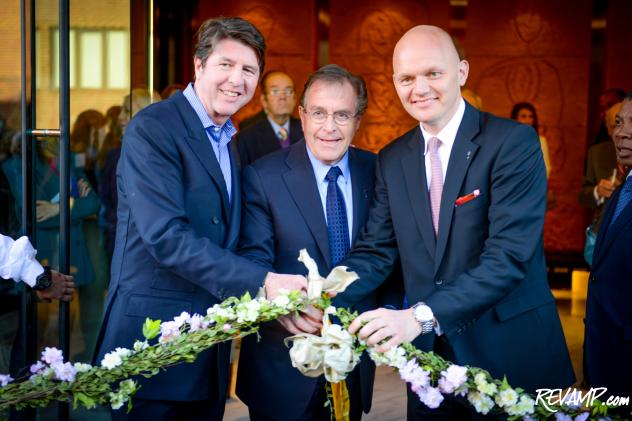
left=434, top=279, right=444, bottom=286
left=211, top=217, right=220, bottom=224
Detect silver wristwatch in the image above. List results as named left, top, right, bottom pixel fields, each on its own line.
left=411, top=302, right=435, bottom=335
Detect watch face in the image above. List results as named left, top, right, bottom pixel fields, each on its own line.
left=414, top=305, right=433, bottom=322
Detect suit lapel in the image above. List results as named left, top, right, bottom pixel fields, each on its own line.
left=434, top=104, right=480, bottom=273
left=349, top=148, right=372, bottom=243
left=224, top=141, right=242, bottom=249
left=283, top=141, right=331, bottom=265
left=174, top=92, right=231, bottom=221
left=401, top=127, right=436, bottom=258
left=261, top=119, right=283, bottom=154
left=593, top=187, right=632, bottom=270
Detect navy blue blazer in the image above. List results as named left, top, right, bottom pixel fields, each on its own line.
left=336, top=103, right=575, bottom=392
left=94, top=91, right=268, bottom=402
left=236, top=141, right=391, bottom=419
left=236, top=115, right=303, bottom=168
left=585, top=181, right=632, bottom=397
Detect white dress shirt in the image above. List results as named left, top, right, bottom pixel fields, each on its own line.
left=0, top=235, right=44, bottom=287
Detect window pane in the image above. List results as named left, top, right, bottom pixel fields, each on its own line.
left=52, top=29, right=76, bottom=88
left=79, top=31, right=102, bottom=88
left=106, top=30, right=129, bottom=89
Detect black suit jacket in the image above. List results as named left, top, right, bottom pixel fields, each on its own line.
left=579, top=140, right=618, bottom=221
left=585, top=179, right=632, bottom=397
left=94, top=91, right=268, bottom=402
left=236, top=116, right=303, bottom=168
left=236, top=141, right=387, bottom=419
left=335, top=102, right=575, bottom=392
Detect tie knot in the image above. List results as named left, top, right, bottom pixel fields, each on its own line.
left=206, top=126, right=221, bottom=142
left=278, top=127, right=288, bottom=141
left=428, top=136, right=441, bottom=153
left=326, top=166, right=342, bottom=182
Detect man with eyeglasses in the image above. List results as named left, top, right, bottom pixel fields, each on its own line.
left=236, top=64, right=394, bottom=421
left=236, top=70, right=304, bottom=167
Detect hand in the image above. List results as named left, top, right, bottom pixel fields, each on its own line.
left=36, top=200, right=60, bottom=222
left=596, top=179, right=616, bottom=199
left=277, top=305, right=323, bottom=335
left=348, top=308, right=422, bottom=353
left=78, top=179, right=92, bottom=198
left=263, top=272, right=307, bottom=300
left=36, top=270, right=74, bottom=302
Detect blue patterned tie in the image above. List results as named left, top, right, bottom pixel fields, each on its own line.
left=325, top=166, right=350, bottom=266
left=611, top=176, right=632, bottom=224
left=206, top=126, right=232, bottom=204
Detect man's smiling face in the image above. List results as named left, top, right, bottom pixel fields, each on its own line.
left=193, top=38, right=260, bottom=125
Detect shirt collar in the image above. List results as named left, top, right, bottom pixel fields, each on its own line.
left=305, top=143, right=350, bottom=184
left=183, top=82, right=236, bottom=138
left=421, top=98, right=466, bottom=155
left=267, top=115, right=290, bottom=136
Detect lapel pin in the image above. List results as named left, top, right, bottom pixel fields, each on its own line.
left=466, top=151, right=472, bottom=160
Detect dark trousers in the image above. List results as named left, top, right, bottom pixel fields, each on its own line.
left=249, top=374, right=363, bottom=421
left=111, top=397, right=226, bottom=421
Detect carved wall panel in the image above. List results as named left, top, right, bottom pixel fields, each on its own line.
left=605, top=0, right=632, bottom=91
left=465, top=0, right=592, bottom=253
left=329, top=0, right=450, bottom=152
left=198, top=1, right=316, bottom=126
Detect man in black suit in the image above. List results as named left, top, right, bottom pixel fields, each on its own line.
left=335, top=25, right=574, bottom=418
left=236, top=71, right=303, bottom=167
left=585, top=92, right=632, bottom=414
left=237, top=65, right=384, bottom=421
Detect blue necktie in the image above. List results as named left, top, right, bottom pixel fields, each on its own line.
left=611, top=176, right=632, bottom=224
left=206, top=126, right=232, bottom=204
left=326, top=166, right=350, bottom=266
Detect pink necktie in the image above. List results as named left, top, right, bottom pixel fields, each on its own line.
left=428, top=136, right=443, bottom=236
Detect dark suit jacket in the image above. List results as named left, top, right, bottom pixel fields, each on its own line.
left=236, top=116, right=303, bottom=168
left=336, top=102, right=575, bottom=392
left=236, top=141, right=387, bottom=419
left=579, top=140, right=618, bottom=221
left=585, top=179, right=632, bottom=397
left=238, top=109, right=266, bottom=131
left=94, top=91, right=268, bottom=402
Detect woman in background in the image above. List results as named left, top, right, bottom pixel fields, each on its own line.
left=511, top=102, right=551, bottom=179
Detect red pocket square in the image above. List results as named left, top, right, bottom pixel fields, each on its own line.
left=455, top=189, right=480, bottom=207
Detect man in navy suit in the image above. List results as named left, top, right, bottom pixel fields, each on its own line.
left=94, top=17, right=306, bottom=420
left=237, top=65, right=390, bottom=421
left=236, top=71, right=303, bottom=167
left=585, top=92, right=632, bottom=412
left=334, top=26, right=575, bottom=418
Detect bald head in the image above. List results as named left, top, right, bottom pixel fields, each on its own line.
left=392, top=25, right=468, bottom=134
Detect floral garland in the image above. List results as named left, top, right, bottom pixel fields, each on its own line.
left=0, top=291, right=624, bottom=420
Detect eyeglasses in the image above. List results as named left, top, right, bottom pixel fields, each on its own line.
left=267, top=88, right=294, bottom=97
left=303, top=108, right=356, bottom=125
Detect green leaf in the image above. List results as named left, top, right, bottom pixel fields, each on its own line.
left=74, top=392, right=96, bottom=409
left=142, top=319, right=161, bottom=340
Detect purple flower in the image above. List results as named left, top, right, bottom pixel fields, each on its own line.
left=0, top=374, right=13, bottom=386
left=30, top=361, right=45, bottom=374
left=41, top=347, right=64, bottom=365
left=188, top=314, right=208, bottom=332
left=438, top=364, right=468, bottom=393
left=416, top=386, right=444, bottom=409
left=399, top=359, right=421, bottom=383
left=575, top=413, right=590, bottom=421
left=52, top=362, right=76, bottom=382
left=159, top=320, right=181, bottom=343
left=223, top=323, right=232, bottom=332
left=555, top=413, right=573, bottom=421
left=173, top=311, right=191, bottom=328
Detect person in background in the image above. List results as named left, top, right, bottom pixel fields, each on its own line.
left=236, top=70, right=303, bottom=167
left=511, top=102, right=551, bottom=179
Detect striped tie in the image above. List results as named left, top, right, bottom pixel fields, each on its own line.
left=428, top=137, right=443, bottom=236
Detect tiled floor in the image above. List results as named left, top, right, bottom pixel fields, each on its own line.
left=224, top=292, right=585, bottom=421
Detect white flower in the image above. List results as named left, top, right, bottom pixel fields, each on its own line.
left=173, top=311, right=191, bottom=328
left=237, top=299, right=261, bottom=323
left=159, top=320, right=181, bottom=343
left=474, top=372, right=497, bottom=395
left=495, top=387, right=518, bottom=408
left=109, top=392, right=125, bottom=410
left=73, top=362, right=92, bottom=373
left=438, top=364, right=468, bottom=393
left=416, top=386, right=444, bottom=409
left=101, top=351, right=123, bottom=370
left=468, top=391, right=495, bottom=415
left=41, top=347, right=64, bottom=365
left=369, top=346, right=407, bottom=368
left=114, top=347, right=132, bottom=359
left=0, top=374, right=13, bottom=386
left=52, top=361, right=76, bottom=382
left=223, top=323, right=232, bottom=332
left=272, top=292, right=290, bottom=308
left=507, top=394, right=535, bottom=416
left=133, top=340, right=149, bottom=352
left=30, top=361, right=45, bottom=374
left=187, top=314, right=207, bottom=332
left=324, top=306, right=337, bottom=315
